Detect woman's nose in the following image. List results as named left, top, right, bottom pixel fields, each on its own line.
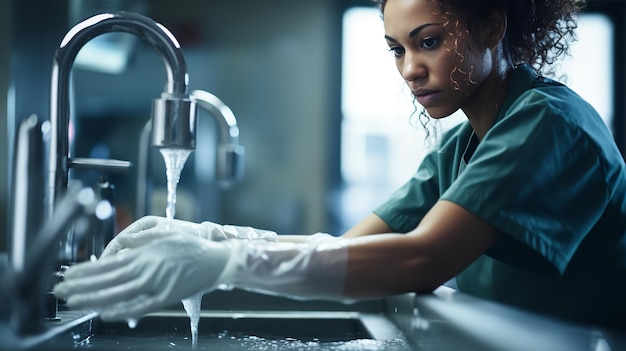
left=400, top=53, right=426, bottom=82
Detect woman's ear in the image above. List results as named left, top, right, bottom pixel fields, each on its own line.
left=484, top=7, right=507, bottom=49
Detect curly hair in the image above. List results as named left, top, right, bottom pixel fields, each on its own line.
left=372, top=0, right=586, bottom=77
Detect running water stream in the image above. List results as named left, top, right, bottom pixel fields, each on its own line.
left=159, top=148, right=201, bottom=349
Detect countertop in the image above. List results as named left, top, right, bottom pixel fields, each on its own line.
left=385, top=286, right=626, bottom=351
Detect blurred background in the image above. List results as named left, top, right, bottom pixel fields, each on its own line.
left=0, top=0, right=624, bottom=251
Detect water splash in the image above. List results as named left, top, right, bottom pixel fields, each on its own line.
left=159, top=148, right=201, bottom=349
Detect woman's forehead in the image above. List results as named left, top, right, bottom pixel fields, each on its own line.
left=383, top=0, right=446, bottom=37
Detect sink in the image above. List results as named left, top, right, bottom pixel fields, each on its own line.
left=74, top=311, right=410, bottom=350
left=19, top=287, right=626, bottom=351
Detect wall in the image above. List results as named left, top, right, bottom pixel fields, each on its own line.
left=175, top=0, right=343, bottom=234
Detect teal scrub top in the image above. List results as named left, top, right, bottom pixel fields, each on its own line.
left=374, top=64, right=626, bottom=327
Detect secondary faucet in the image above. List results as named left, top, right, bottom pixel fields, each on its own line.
left=48, top=12, right=197, bottom=262
left=190, top=90, right=245, bottom=187
left=2, top=183, right=108, bottom=338
left=135, top=90, right=245, bottom=217
left=6, top=113, right=111, bottom=341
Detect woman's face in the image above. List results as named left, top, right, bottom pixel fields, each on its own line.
left=383, top=0, right=494, bottom=119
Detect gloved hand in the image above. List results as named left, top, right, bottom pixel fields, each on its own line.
left=54, top=233, right=234, bottom=320
left=53, top=226, right=349, bottom=322
left=100, top=215, right=278, bottom=258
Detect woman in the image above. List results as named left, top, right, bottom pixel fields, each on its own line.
left=55, top=0, right=626, bottom=328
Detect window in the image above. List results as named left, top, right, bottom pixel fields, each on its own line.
left=552, top=13, right=614, bottom=132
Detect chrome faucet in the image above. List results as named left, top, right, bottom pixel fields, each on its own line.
left=190, top=90, right=245, bottom=187
left=48, top=12, right=197, bottom=262
left=2, top=183, right=108, bottom=337
left=135, top=90, right=245, bottom=217
left=6, top=116, right=111, bottom=338
left=48, top=11, right=196, bottom=219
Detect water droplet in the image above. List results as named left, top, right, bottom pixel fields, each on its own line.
left=127, top=319, right=137, bottom=329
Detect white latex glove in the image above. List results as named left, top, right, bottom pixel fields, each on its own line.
left=100, top=215, right=278, bottom=258
left=53, top=227, right=349, bottom=321
left=54, top=233, right=233, bottom=320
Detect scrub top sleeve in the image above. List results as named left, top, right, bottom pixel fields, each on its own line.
left=442, top=88, right=609, bottom=274
left=374, top=151, right=442, bottom=233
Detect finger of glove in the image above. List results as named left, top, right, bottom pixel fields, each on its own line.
left=117, top=216, right=164, bottom=236
left=55, top=267, right=134, bottom=299
left=98, top=294, right=162, bottom=322
left=99, top=240, right=124, bottom=258
left=64, top=278, right=150, bottom=311
left=100, top=217, right=165, bottom=258
left=122, top=216, right=191, bottom=234
left=59, top=255, right=129, bottom=283
left=101, top=228, right=175, bottom=258
left=54, top=258, right=135, bottom=298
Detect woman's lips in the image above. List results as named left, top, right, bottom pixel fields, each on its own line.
left=413, top=90, right=440, bottom=106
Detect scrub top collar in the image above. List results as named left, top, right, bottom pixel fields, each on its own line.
left=458, top=64, right=541, bottom=173
left=493, top=64, right=542, bottom=125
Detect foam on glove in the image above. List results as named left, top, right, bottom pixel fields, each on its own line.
left=100, top=216, right=279, bottom=258
left=207, top=223, right=279, bottom=242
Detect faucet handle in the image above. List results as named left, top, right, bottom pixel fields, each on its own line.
left=69, top=158, right=132, bottom=173
left=11, top=183, right=104, bottom=335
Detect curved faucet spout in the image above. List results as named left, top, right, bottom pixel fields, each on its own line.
left=48, top=11, right=192, bottom=217
left=55, top=11, right=188, bottom=96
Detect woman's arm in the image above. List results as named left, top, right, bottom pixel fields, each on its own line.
left=277, top=212, right=393, bottom=242
left=343, top=200, right=498, bottom=297
left=342, top=213, right=394, bottom=238
left=279, top=199, right=497, bottom=297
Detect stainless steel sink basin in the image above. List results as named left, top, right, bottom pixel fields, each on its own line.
left=75, top=311, right=410, bottom=350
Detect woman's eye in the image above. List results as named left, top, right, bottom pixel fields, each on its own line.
left=421, top=37, right=440, bottom=49
left=388, top=46, right=405, bottom=57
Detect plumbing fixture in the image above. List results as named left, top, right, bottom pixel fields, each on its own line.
left=190, top=90, right=245, bottom=186
left=136, top=90, right=245, bottom=217
left=47, top=11, right=196, bottom=263
left=48, top=11, right=196, bottom=219
left=1, top=183, right=109, bottom=337
left=8, top=117, right=110, bottom=336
